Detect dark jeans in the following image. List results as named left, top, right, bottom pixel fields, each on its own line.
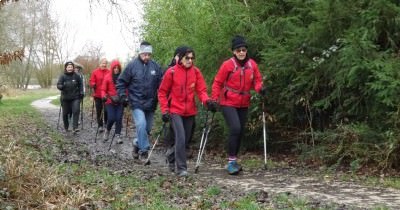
left=94, top=97, right=107, bottom=127
left=105, top=104, right=123, bottom=134
left=62, top=98, right=80, bottom=130
left=221, top=106, right=248, bottom=157
left=169, top=114, right=195, bottom=173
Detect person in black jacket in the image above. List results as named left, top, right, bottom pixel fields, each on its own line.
left=57, top=61, right=84, bottom=134
left=116, top=41, right=163, bottom=161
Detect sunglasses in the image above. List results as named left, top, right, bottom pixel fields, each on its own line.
left=185, top=56, right=195, bottom=60
left=235, top=48, right=247, bottom=53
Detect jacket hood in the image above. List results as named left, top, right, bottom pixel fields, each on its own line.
left=110, top=60, right=122, bottom=75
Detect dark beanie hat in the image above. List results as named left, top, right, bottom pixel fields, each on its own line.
left=64, top=61, right=75, bottom=69
left=231, top=35, right=248, bottom=50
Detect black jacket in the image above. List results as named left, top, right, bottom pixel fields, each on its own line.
left=57, top=72, right=83, bottom=101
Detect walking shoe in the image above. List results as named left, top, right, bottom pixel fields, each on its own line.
left=103, top=130, right=110, bottom=142
left=233, top=161, right=243, bottom=172
left=177, top=170, right=188, bottom=177
left=227, top=161, right=240, bottom=175
left=116, top=134, right=123, bottom=144
left=139, top=151, right=148, bottom=161
left=98, top=126, right=104, bottom=133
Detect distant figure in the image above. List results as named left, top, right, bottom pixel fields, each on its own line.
left=89, top=58, right=110, bottom=132
left=57, top=61, right=84, bottom=134
left=116, top=41, right=163, bottom=162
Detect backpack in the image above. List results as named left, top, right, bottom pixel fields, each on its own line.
left=223, top=58, right=255, bottom=95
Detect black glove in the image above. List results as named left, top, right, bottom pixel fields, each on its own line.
left=110, top=95, right=120, bottom=104
left=259, top=86, right=267, bottom=97
left=206, top=99, right=218, bottom=112
left=102, top=96, right=108, bottom=102
left=162, top=112, right=170, bottom=122
left=120, top=95, right=129, bottom=107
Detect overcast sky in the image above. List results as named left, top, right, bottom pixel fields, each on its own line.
left=50, top=0, right=143, bottom=61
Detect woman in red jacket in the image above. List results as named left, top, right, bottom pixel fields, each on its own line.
left=211, top=35, right=266, bottom=175
left=100, top=60, right=124, bottom=144
left=89, top=58, right=110, bottom=132
left=158, top=46, right=216, bottom=177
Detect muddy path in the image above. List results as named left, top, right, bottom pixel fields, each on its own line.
left=32, top=96, right=400, bottom=209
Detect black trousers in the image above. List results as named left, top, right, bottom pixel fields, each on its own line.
left=62, top=98, right=80, bottom=130
left=94, top=97, right=107, bottom=127
left=221, top=106, right=248, bottom=157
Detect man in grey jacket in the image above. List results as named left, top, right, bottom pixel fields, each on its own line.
left=116, top=41, right=163, bottom=161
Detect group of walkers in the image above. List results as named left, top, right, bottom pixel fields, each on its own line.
left=56, top=35, right=266, bottom=177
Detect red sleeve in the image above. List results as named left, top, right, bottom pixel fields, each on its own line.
left=251, top=60, right=263, bottom=93
left=100, top=75, right=109, bottom=98
left=211, top=60, right=230, bottom=101
left=158, top=68, right=174, bottom=114
left=194, top=69, right=210, bottom=105
left=89, top=69, right=96, bottom=88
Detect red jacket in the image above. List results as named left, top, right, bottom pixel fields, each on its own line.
left=158, top=64, right=210, bottom=116
left=211, top=57, right=263, bottom=108
left=100, top=60, right=121, bottom=105
left=89, top=67, right=110, bottom=98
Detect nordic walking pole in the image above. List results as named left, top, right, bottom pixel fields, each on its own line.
left=262, top=100, right=268, bottom=170
left=57, top=103, right=62, bottom=130
left=90, top=98, right=95, bottom=127
left=144, top=122, right=167, bottom=166
left=195, top=112, right=215, bottom=173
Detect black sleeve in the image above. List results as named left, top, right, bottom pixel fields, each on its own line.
left=56, top=74, right=64, bottom=90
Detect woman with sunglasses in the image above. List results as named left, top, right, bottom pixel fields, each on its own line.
left=211, top=35, right=266, bottom=175
left=158, top=46, right=217, bottom=177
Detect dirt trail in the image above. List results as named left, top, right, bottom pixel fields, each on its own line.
left=32, top=96, right=400, bottom=209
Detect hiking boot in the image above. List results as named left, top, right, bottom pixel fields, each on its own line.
left=168, top=162, right=175, bottom=172
left=116, top=134, right=123, bottom=144
left=98, top=126, right=104, bottom=133
left=103, top=130, right=110, bottom=142
left=177, top=170, right=188, bottom=177
left=139, top=151, right=148, bottom=161
left=227, top=161, right=240, bottom=175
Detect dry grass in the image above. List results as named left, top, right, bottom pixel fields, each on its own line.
left=0, top=89, right=93, bottom=209
left=1, top=141, right=93, bottom=209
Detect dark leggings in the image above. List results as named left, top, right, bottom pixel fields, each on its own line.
left=94, top=97, right=107, bottom=127
left=221, top=106, right=248, bottom=157
left=62, top=98, right=80, bottom=130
